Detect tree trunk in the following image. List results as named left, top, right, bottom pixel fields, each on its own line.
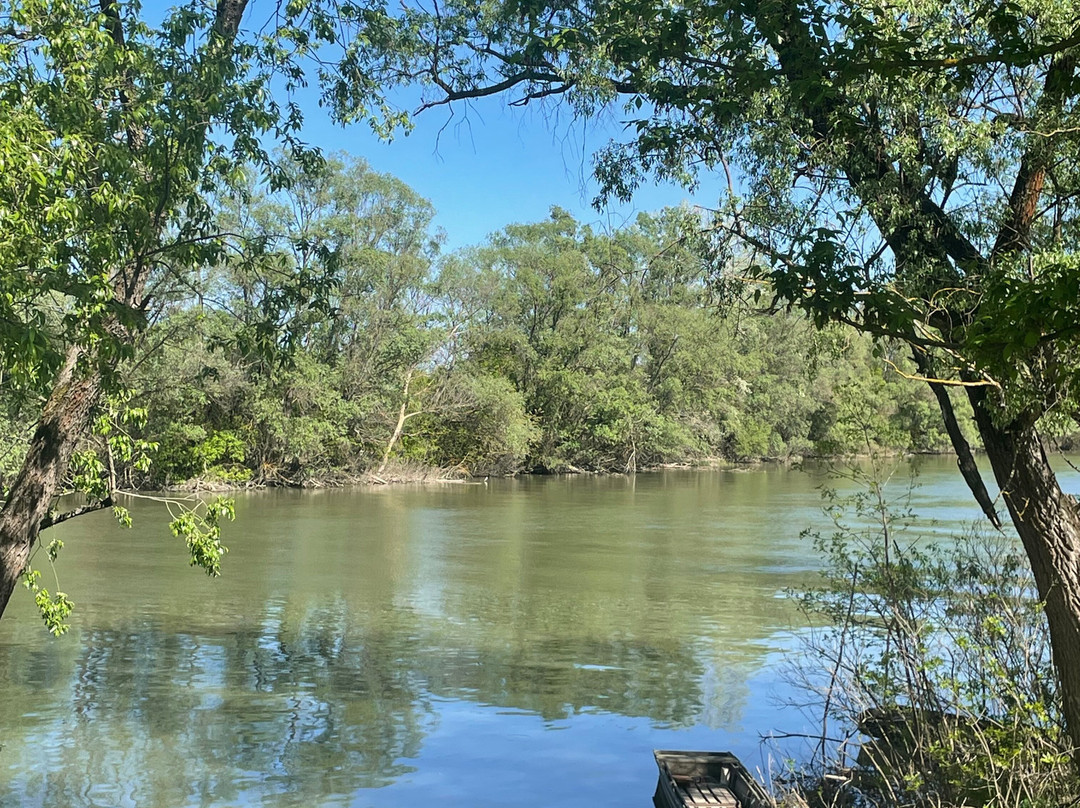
left=378, top=369, right=414, bottom=474
left=0, top=0, right=250, bottom=624
left=0, top=347, right=103, bottom=615
left=914, top=351, right=1001, bottom=529
left=970, top=391, right=1080, bottom=752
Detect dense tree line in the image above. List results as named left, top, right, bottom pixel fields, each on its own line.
left=0, top=154, right=965, bottom=492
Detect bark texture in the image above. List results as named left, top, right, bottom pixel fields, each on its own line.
left=0, top=348, right=101, bottom=615
left=969, top=390, right=1080, bottom=752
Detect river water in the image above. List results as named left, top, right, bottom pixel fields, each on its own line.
left=0, top=457, right=1073, bottom=807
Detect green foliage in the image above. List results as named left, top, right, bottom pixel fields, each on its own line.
left=420, top=372, right=538, bottom=474
left=0, top=401, right=30, bottom=499
left=68, top=393, right=158, bottom=523
left=345, top=0, right=1080, bottom=449
left=21, top=568, right=73, bottom=637
left=0, top=0, right=329, bottom=404
left=157, top=426, right=251, bottom=483
left=119, top=187, right=961, bottom=485
left=168, top=497, right=234, bottom=577
left=792, top=464, right=1077, bottom=807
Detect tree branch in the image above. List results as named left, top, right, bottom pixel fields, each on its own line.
left=912, top=350, right=1002, bottom=530
left=992, top=54, right=1076, bottom=259
left=39, top=497, right=113, bottom=532
left=417, top=69, right=567, bottom=112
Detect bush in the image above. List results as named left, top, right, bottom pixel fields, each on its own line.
left=157, top=426, right=251, bottom=484
left=419, top=372, right=538, bottom=475
left=786, top=461, right=1078, bottom=808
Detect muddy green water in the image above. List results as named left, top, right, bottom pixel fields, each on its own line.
left=0, top=458, right=1072, bottom=807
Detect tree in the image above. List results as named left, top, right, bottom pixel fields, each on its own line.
left=451, top=207, right=725, bottom=471
left=204, top=153, right=448, bottom=480
left=340, top=0, right=1080, bottom=753
left=0, top=0, right=394, bottom=624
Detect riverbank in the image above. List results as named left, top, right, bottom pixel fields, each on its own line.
left=162, top=456, right=771, bottom=492
left=163, top=450, right=963, bottom=493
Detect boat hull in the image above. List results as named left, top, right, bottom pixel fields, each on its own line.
left=653, top=750, right=771, bottom=808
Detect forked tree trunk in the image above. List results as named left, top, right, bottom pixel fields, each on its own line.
left=378, top=369, right=414, bottom=475
left=970, top=392, right=1080, bottom=753
left=0, top=347, right=103, bottom=615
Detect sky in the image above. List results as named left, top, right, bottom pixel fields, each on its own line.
left=296, top=91, right=724, bottom=252
left=132, top=0, right=724, bottom=253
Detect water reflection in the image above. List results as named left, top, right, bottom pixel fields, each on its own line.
left=2, top=609, right=434, bottom=806
left=0, top=461, right=1000, bottom=807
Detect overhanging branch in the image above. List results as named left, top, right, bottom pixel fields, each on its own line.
left=39, top=496, right=114, bottom=532
left=417, top=69, right=567, bottom=112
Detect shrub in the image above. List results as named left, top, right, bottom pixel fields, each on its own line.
left=786, top=461, right=1078, bottom=808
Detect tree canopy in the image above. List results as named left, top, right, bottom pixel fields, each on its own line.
left=47, top=177, right=941, bottom=491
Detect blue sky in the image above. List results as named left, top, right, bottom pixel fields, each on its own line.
left=297, top=93, right=723, bottom=251
left=136, top=0, right=725, bottom=252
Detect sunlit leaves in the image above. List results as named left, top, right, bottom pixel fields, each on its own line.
left=963, top=252, right=1080, bottom=420
left=21, top=568, right=73, bottom=637
left=0, top=0, right=330, bottom=404
left=168, top=496, right=234, bottom=577
left=343, top=0, right=1080, bottom=439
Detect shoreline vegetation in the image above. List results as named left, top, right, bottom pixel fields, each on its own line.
left=163, top=451, right=963, bottom=493
left=14, top=155, right=1068, bottom=501
left=2, top=155, right=1071, bottom=505
left=779, top=461, right=1079, bottom=808
left=0, top=157, right=1071, bottom=504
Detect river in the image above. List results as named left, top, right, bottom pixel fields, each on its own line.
left=0, top=456, right=1074, bottom=807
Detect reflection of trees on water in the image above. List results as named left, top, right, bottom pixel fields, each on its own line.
left=0, top=602, right=435, bottom=808
left=0, top=475, right=813, bottom=806
left=0, top=597, right=754, bottom=808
